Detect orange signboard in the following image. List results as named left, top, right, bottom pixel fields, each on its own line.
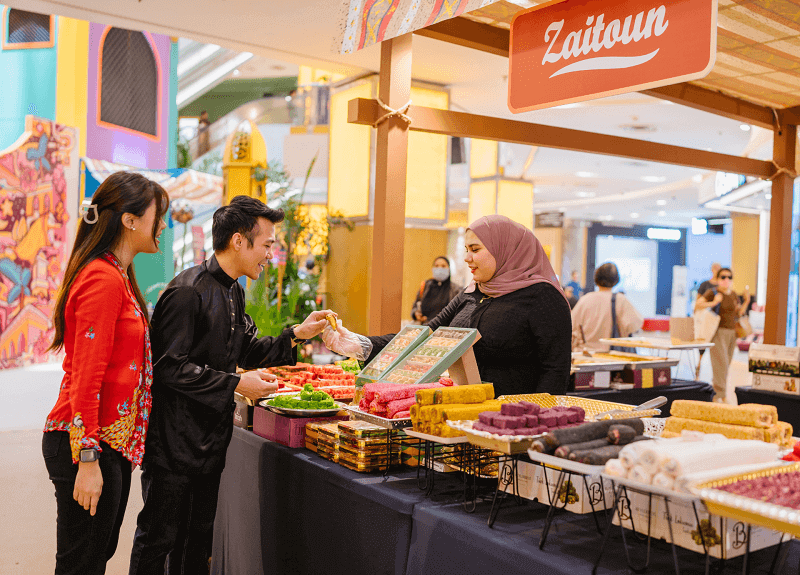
left=508, top=0, right=717, bottom=113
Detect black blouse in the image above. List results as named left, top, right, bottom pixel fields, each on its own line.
left=369, top=282, right=572, bottom=397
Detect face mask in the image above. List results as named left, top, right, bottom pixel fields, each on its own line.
left=432, top=267, right=450, bottom=282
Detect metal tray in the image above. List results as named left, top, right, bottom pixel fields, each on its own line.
left=341, top=405, right=411, bottom=429
left=259, top=399, right=348, bottom=418
left=696, top=462, right=800, bottom=537
left=526, top=449, right=605, bottom=476
left=571, top=352, right=628, bottom=372
left=446, top=419, right=541, bottom=455
left=497, top=394, right=660, bottom=421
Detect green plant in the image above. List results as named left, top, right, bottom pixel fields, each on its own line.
left=177, top=133, right=192, bottom=169
left=245, top=155, right=346, bottom=361
left=195, top=151, right=223, bottom=176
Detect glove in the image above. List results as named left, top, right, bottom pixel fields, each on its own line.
left=322, top=324, right=373, bottom=361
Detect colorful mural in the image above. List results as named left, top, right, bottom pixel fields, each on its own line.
left=0, top=116, right=77, bottom=368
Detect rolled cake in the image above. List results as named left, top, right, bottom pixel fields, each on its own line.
left=670, top=400, right=776, bottom=428
left=660, top=439, right=778, bottom=478
left=652, top=473, right=675, bottom=491
left=433, top=385, right=488, bottom=405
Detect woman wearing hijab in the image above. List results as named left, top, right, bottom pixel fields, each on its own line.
left=411, top=256, right=463, bottom=325
left=334, top=215, right=572, bottom=397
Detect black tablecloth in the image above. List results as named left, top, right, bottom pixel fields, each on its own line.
left=736, top=386, right=800, bottom=431
left=213, top=426, right=800, bottom=575
left=211, top=427, right=428, bottom=575
left=571, top=379, right=714, bottom=417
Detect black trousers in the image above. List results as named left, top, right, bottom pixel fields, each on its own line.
left=42, top=431, right=132, bottom=575
left=128, top=463, right=222, bottom=575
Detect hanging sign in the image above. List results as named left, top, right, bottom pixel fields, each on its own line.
left=508, top=0, right=717, bottom=113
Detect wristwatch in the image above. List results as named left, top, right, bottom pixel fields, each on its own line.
left=289, top=324, right=307, bottom=345
left=79, top=448, right=99, bottom=463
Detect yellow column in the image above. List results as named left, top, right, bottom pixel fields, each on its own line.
left=731, top=214, right=759, bottom=297
left=55, top=18, right=89, bottom=158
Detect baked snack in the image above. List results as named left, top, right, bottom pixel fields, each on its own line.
left=670, top=399, right=776, bottom=428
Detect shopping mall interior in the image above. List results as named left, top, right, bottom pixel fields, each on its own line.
left=1, top=0, right=799, bottom=573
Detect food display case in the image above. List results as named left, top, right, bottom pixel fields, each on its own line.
left=381, top=327, right=481, bottom=385
left=355, top=325, right=432, bottom=388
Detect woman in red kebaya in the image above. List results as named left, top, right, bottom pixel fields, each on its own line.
left=43, top=171, right=168, bottom=575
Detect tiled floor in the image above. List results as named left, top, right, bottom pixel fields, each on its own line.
left=0, top=351, right=752, bottom=573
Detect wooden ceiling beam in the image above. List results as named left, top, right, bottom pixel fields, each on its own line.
left=782, top=106, right=800, bottom=126
left=414, top=17, right=509, bottom=58
left=349, top=98, right=775, bottom=178
left=642, top=84, right=776, bottom=131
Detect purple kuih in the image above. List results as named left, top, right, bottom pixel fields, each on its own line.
left=474, top=402, right=587, bottom=436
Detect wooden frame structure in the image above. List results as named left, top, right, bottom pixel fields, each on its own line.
left=352, top=17, right=798, bottom=343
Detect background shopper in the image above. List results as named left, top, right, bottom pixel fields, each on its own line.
left=327, top=215, right=572, bottom=397
left=694, top=262, right=721, bottom=378
left=42, top=172, right=168, bottom=575
left=411, top=256, right=462, bottom=325
left=571, top=262, right=644, bottom=351
left=566, top=270, right=583, bottom=299
left=695, top=267, right=751, bottom=403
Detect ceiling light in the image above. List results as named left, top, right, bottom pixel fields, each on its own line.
left=176, top=52, right=254, bottom=106
left=249, top=108, right=258, bottom=120
left=765, top=193, right=772, bottom=200
left=630, top=212, right=639, bottom=218
left=692, top=174, right=704, bottom=183
left=740, top=124, right=751, bottom=131
left=232, top=69, right=241, bottom=76
left=601, top=215, right=614, bottom=221
left=647, top=228, right=681, bottom=241
left=575, top=191, right=596, bottom=198
left=177, top=44, right=221, bottom=76
left=641, top=176, right=666, bottom=183
left=285, top=95, right=292, bottom=102
left=692, top=218, right=708, bottom=235
left=461, top=198, right=470, bottom=204
left=575, top=171, right=595, bottom=178
left=656, top=199, right=667, bottom=206
left=658, top=210, right=666, bottom=217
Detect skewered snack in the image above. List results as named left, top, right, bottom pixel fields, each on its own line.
left=670, top=399, right=776, bottom=428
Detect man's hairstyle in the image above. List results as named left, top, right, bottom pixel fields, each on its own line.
left=594, top=262, right=620, bottom=288
left=212, top=196, right=284, bottom=252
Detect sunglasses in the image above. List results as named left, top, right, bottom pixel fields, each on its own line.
left=719, top=275, right=733, bottom=280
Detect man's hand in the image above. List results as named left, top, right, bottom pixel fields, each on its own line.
left=236, top=370, right=279, bottom=402
left=413, top=311, right=427, bottom=323
left=293, top=309, right=337, bottom=341
left=74, top=460, right=103, bottom=516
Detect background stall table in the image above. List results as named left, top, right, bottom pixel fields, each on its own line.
left=569, top=379, right=714, bottom=417
left=735, top=386, right=800, bottom=431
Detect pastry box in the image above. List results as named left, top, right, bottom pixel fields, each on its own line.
left=355, top=325, right=431, bottom=387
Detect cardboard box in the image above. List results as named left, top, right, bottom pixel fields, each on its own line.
left=233, top=397, right=253, bottom=430
left=610, top=367, right=671, bottom=388
left=614, top=490, right=782, bottom=559
left=573, top=370, right=611, bottom=390
left=748, top=344, right=800, bottom=377
left=252, top=406, right=347, bottom=448
left=498, top=460, right=614, bottom=513
left=752, top=373, right=800, bottom=395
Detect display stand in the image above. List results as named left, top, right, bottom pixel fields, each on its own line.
left=448, top=347, right=482, bottom=385
left=592, top=474, right=790, bottom=575
left=598, top=337, right=713, bottom=380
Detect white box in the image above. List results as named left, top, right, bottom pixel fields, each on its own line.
left=749, top=344, right=800, bottom=377
left=498, top=459, right=542, bottom=501
left=539, top=466, right=615, bottom=514
left=613, top=490, right=783, bottom=559
left=752, top=373, right=800, bottom=395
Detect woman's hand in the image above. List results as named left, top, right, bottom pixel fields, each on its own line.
left=413, top=311, right=427, bottom=323
left=74, top=460, right=103, bottom=516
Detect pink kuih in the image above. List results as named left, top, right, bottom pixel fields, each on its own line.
left=519, top=401, right=541, bottom=415
left=524, top=414, right=539, bottom=427
left=479, top=412, right=496, bottom=425
left=501, top=403, right=526, bottom=416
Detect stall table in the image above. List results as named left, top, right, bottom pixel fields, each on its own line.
left=213, top=426, right=798, bottom=575
left=570, top=378, right=714, bottom=417
left=735, top=387, right=800, bottom=431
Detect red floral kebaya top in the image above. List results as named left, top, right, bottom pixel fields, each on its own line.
left=44, top=253, right=153, bottom=465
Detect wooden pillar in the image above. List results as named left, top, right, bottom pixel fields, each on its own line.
left=764, top=119, right=797, bottom=344
left=369, top=34, right=412, bottom=335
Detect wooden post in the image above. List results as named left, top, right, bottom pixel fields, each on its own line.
left=369, top=34, right=412, bottom=335
left=763, top=119, right=797, bottom=344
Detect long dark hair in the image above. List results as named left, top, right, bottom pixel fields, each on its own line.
left=50, top=172, right=169, bottom=351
